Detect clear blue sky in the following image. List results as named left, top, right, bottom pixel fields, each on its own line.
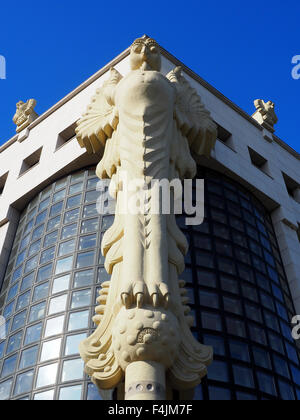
left=0, top=0, right=299, bottom=152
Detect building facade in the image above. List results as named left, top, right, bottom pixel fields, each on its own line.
left=0, top=42, right=300, bottom=400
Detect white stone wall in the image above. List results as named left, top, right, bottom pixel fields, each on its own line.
left=0, top=52, right=299, bottom=313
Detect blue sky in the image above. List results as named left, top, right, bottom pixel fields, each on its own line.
left=0, top=0, right=299, bottom=152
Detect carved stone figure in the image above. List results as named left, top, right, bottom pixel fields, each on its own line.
left=253, top=99, right=278, bottom=132
left=13, top=99, right=38, bottom=133
left=76, top=36, right=217, bottom=400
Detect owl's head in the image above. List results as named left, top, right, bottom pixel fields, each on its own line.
left=130, top=36, right=161, bottom=71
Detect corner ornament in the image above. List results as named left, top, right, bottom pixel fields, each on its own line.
left=252, top=99, right=278, bottom=133
left=13, top=99, right=38, bottom=133
left=76, top=36, right=217, bottom=400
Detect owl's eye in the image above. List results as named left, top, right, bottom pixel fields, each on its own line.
left=150, top=46, right=157, bottom=53
left=134, top=45, right=142, bottom=53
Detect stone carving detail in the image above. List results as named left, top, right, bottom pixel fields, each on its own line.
left=253, top=99, right=278, bottom=132
left=13, top=99, right=38, bottom=133
left=76, top=36, right=216, bottom=396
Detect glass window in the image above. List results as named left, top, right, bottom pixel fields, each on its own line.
left=74, top=269, right=94, bottom=288
left=3, top=300, right=15, bottom=319
left=69, top=182, right=83, bottom=195
left=66, top=194, right=81, bottom=209
left=71, top=289, right=91, bottom=309
left=58, top=239, right=76, bottom=256
left=273, top=355, right=290, bottom=378
left=76, top=251, right=95, bottom=268
left=81, top=218, right=98, bottom=234
left=65, top=333, right=87, bottom=356
left=13, top=370, right=34, bottom=396
left=11, top=266, right=23, bottom=283
left=208, top=386, right=231, bottom=400
left=19, top=346, right=39, bottom=369
left=32, top=224, right=45, bottom=241
left=223, top=296, right=242, bottom=315
left=87, top=382, right=102, bottom=400
left=0, top=378, right=13, bottom=400
left=207, top=360, right=228, bottom=382
left=7, top=283, right=19, bottom=301
left=268, top=331, right=285, bottom=354
left=199, top=291, right=219, bottom=309
left=35, top=210, right=47, bottom=226
left=55, top=178, right=67, bottom=191
left=11, top=310, right=27, bottom=332
left=16, top=250, right=26, bottom=267
left=24, top=322, right=42, bottom=345
left=44, top=230, right=58, bottom=248
left=203, top=334, right=225, bottom=356
left=97, top=267, right=110, bottom=284
left=64, top=208, right=80, bottom=224
left=52, top=274, right=70, bottom=294
left=233, top=365, right=254, bottom=388
left=24, top=254, right=39, bottom=274
left=61, top=358, right=84, bottom=382
left=245, top=303, right=262, bottom=323
left=36, top=263, right=53, bottom=283
left=7, top=331, right=22, bottom=354
left=226, top=317, right=245, bottom=337
left=33, top=281, right=49, bottom=302
left=2, top=353, right=18, bottom=377
left=39, top=197, right=50, bottom=212
left=53, top=189, right=66, bottom=203
left=79, top=234, right=97, bottom=250
left=40, top=246, right=55, bottom=265
left=36, top=363, right=58, bottom=388
left=44, top=315, right=65, bottom=338
left=50, top=201, right=63, bottom=217
left=48, top=294, right=68, bottom=315
left=34, top=389, right=55, bottom=400
left=229, top=340, right=250, bottom=362
left=47, top=215, right=61, bottom=232
left=28, top=239, right=41, bottom=257
left=61, top=223, right=77, bottom=240
left=20, top=272, right=35, bottom=292
left=40, top=338, right=62, bottom=362
left=278, top=380, right=295, bottom=400
left=16, top=291, right=30, bottom=311
left=249, top=324, right=267, bottom=345
left=29, top=302, right=45, bottom=323
left=68, top=311, right=89, bottom=331
left=201, top=312, right=222, bottom=332
left=55, top=256, right=73, bottom=275
left=59, top=384, right=82, bottom=400
left=0, top=342, right=5, bottom=359
left=197, top=270, right=216, bottom=288
left=257, top=371, right=277, bottom=396
left=83, top=204, right=98, bottom=218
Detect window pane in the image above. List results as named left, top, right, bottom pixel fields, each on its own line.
left=201, top=312, right=222, bottom=331
left=58, top=239, right=76, bottom=256
left=64, top=208, right=80, bottom=224
left=83, top=204, right=98, bottom=218
left=50, top=201, right=63, bottom=217
left=207, top=360, right=228, bottom=382
left=66, top=194, right=81, bottom=209
left=29, top=302, right=46, bottom=323
left=37, top=263, right=53, bottom=283
left=47, top=215, right=61, bottom=232
left=20, top=272, right=35, bottom=292
left=233, top=365, right=254, bottom=388
left=34, top=389, right=55, bottom=400
left=81, top=218, right=98, bottom=234
left=44, top=230, right=58, bottom=247
left=79, top=234, right=97, bottom=250
left=229, top=340, right=250, bottom=362
left=61, top=223, right=77, bottom=240
left=87, top=382, right=102, bottom=400
left=74, top=269, right=94, bottom=288
left=48, top=294, right=68, bottom=315
left=7, top=331, right=22, bottom=354
left=36, top=363, right=58, bottom=388
left=203, top=334, right=225, bottom=356
left=61, top=358, right=84, bottom=382
left=45, top=316, right=65, bottom=338
left=19, top=346, right=39, bottom=369
left=76, top=251, right=95, bottom=269
left=52, top=274, right=70, bottom=294
left=11, top=310, right=27, bottom=332
left=16, top=291, right=30, bottom=311
left=33, top=281, right=49, bottom=302
left=65, top=333, right=87, bottom=356
left=69, top=182, right=83, bottom=195
left=55, top=256, right=73, bottom=275
left=40, top=338, right=62, bottom=362
left=24, top=323, right=42, bottom=345
left=40, top=246, right=55, bottom=264
left=257, top=371, right=276, bottom=396
left=14, top=370, right=34, bottom=396
left=53, top=189, right=66, bottom=203
left=2, top=354, right=18, bottom=377
left=71, top=289, right=91, bottom=309
left=68, top=311, right=89, bottom=331
left=59, top=384, right=82, bottom=400
left=0, top=378, right=13, bottom=400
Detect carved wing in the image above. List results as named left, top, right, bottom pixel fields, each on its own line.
left=76, top=68, right=122, bottom=154
left=166, top=66, right=217, bottom=158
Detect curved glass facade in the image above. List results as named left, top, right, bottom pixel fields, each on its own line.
left=0, top=165, right=299, bottom=400
left=0, top=168, right=112, bottom=400
left=179, top=167, right=300, bottom=400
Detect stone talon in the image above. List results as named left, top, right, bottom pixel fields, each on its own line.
left=122, top=293, right=131, bottom=309
left=136, top=293, right=144, bottom=308
left=152, top=293, right=159, bottom=307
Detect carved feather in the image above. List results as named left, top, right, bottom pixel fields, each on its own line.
left=76, top=68, right=122, bottom=154
left=166, top=66, right=217, bottom=158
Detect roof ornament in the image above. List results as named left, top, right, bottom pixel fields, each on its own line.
left=13, top=99, right=38, bottom=133
left=252, top=99, right=278, bottom=133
